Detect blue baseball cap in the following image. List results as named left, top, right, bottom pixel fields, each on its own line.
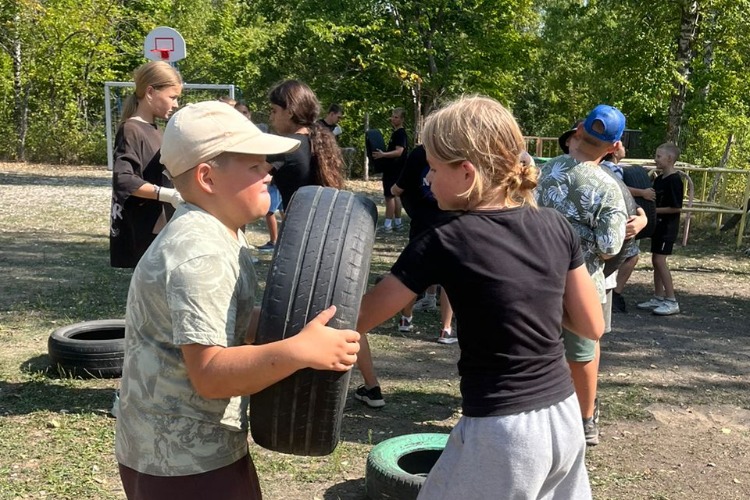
left=583, top=105, right=625, bottom=143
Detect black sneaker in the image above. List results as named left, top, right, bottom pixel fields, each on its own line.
left=583, top=417, right=599, bottom=446
left=354, top=385, right=385, bottom=408
left=257, top=241, right=275, bottom=252
left=612, top=292, right=627, bottom=313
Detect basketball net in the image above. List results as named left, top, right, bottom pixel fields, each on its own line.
left=151, top=49, right=172, bottom=61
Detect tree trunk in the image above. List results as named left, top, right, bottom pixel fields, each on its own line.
left=707, top=133, right=733, bottom=202
left=699, top=9, right=715, bottom=100
left=666, top=0, right=699, bottom=144
left=11, top=18, right=29, bottom=162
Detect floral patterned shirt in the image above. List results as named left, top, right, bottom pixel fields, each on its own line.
left=535, top=155, right=627, bottom=302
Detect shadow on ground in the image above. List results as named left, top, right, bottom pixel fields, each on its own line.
left=324, top=478, right=367, bottom=499
left=0, top=377, right=114, bottom=416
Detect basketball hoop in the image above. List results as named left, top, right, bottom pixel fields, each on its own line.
left=144, top=27, right=186, bottom=63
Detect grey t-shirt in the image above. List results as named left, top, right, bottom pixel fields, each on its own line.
left=115, top=203, right=257, bottom=476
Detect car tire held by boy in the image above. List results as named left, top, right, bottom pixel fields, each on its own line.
left=250, top=186, right=377, bottom=456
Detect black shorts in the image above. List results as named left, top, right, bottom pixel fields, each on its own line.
left=651, top=217, right=678, bottom=255
left=382, top=168, right=402, bottom=198
left=651, top=237, right=675, bottom=255
left=118, top=453, right=261, bottom=500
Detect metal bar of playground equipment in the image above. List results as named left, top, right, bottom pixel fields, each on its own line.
left=626, top=160, right=750, bottom=249
left=104, top=81, right=236, bottom=171
left=524, top=136, right=558, bottom=157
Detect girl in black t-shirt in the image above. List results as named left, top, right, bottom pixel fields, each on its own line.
left=110, top=61, right=184, bottom=268
left=354, top=96, right=603, bottom=499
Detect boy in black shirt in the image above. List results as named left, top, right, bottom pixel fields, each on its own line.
left=637, top=143, right=684, bottom=315
left=372, top=108, right=408, bottom=232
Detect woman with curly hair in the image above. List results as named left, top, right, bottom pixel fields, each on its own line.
left=267, top=79, right=344, bottom=210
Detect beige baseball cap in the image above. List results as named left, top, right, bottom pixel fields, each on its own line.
left=161, top=100, right=300, bottom=177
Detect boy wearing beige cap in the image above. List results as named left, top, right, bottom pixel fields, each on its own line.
left=114, top=101, right=360, bottom=499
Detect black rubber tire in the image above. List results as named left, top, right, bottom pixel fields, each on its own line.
left=365, top=433, right=449, bottom=500
left=365, top=129, right=388, bottom=174
left=250, top=186, right=377, bottom=456
left=622, top=165, right=656, bottom=239
left=602, top=168, right=640, bottom=277
left=47, top=320, right=125, bottom=378
left=720, top=200, right=750, bottom=231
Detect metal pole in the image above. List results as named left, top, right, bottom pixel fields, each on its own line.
left=364, top=112, right=370, bottom=181
left=737, top=171, right=750, bottom=249
left=104, top=84, right=113, bottom=171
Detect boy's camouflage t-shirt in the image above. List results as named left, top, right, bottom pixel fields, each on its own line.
left=115, top=204, right=257, bottom=476
left=536, top=155, right=628, bottom=302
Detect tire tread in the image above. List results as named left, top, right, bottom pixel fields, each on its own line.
left=250, top=187, right=377, bottom=456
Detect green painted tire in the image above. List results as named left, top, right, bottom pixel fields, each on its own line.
left=365, top=433, right=449, bottom=500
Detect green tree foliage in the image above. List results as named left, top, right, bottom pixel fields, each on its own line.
left=244, top=0, right=536, bottom=153
left=1, top=0, right=750, bottom=187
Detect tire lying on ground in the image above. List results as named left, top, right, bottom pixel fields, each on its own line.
left=47, top=319, right=125, bottom=378
left=250, top=186, right=377, bottom=456
left=366, top=433, right=449, bottom=500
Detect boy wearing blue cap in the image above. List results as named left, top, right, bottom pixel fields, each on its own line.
left=536, top=104, right=631, bottom=446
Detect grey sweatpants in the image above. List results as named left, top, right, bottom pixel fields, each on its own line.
left=417, top=394, right=591, bottom=500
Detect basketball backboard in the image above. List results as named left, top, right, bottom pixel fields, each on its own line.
left=144, top=26, right=186, bottom=63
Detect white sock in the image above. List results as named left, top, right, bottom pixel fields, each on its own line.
left=395, top=218, right=402, bottom=225
left=442, top=327, right=452, bottom=335
left=401, top=315, right=412, bottom=322
left=384, top=219, right=393, bottom=228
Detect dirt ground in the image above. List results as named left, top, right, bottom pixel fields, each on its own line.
left=584, top=267, right=750, bottom=500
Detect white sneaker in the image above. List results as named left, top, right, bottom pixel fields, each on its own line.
left=437, top=329, right=458, bottom=345
left=637, top=297, right=664, bottom=310
left=653, top=300, right=680, bottom=316
left=413, top=294, right=437, bottom=312
left=398, top=316, right=413, bottom=332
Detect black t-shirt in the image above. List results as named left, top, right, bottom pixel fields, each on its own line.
left=385, top=127, right=408, bottom=173
left=653, top=172, right=684, bottom=238
left=396, top=145, right=455, bottom=235
left=317, top=118, right=336, bottom=133
left=391, top=207, right=584, bottom=417
left=268, top=134, right=315, bottom=209
left=110, top=119, right=173, bottom=268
